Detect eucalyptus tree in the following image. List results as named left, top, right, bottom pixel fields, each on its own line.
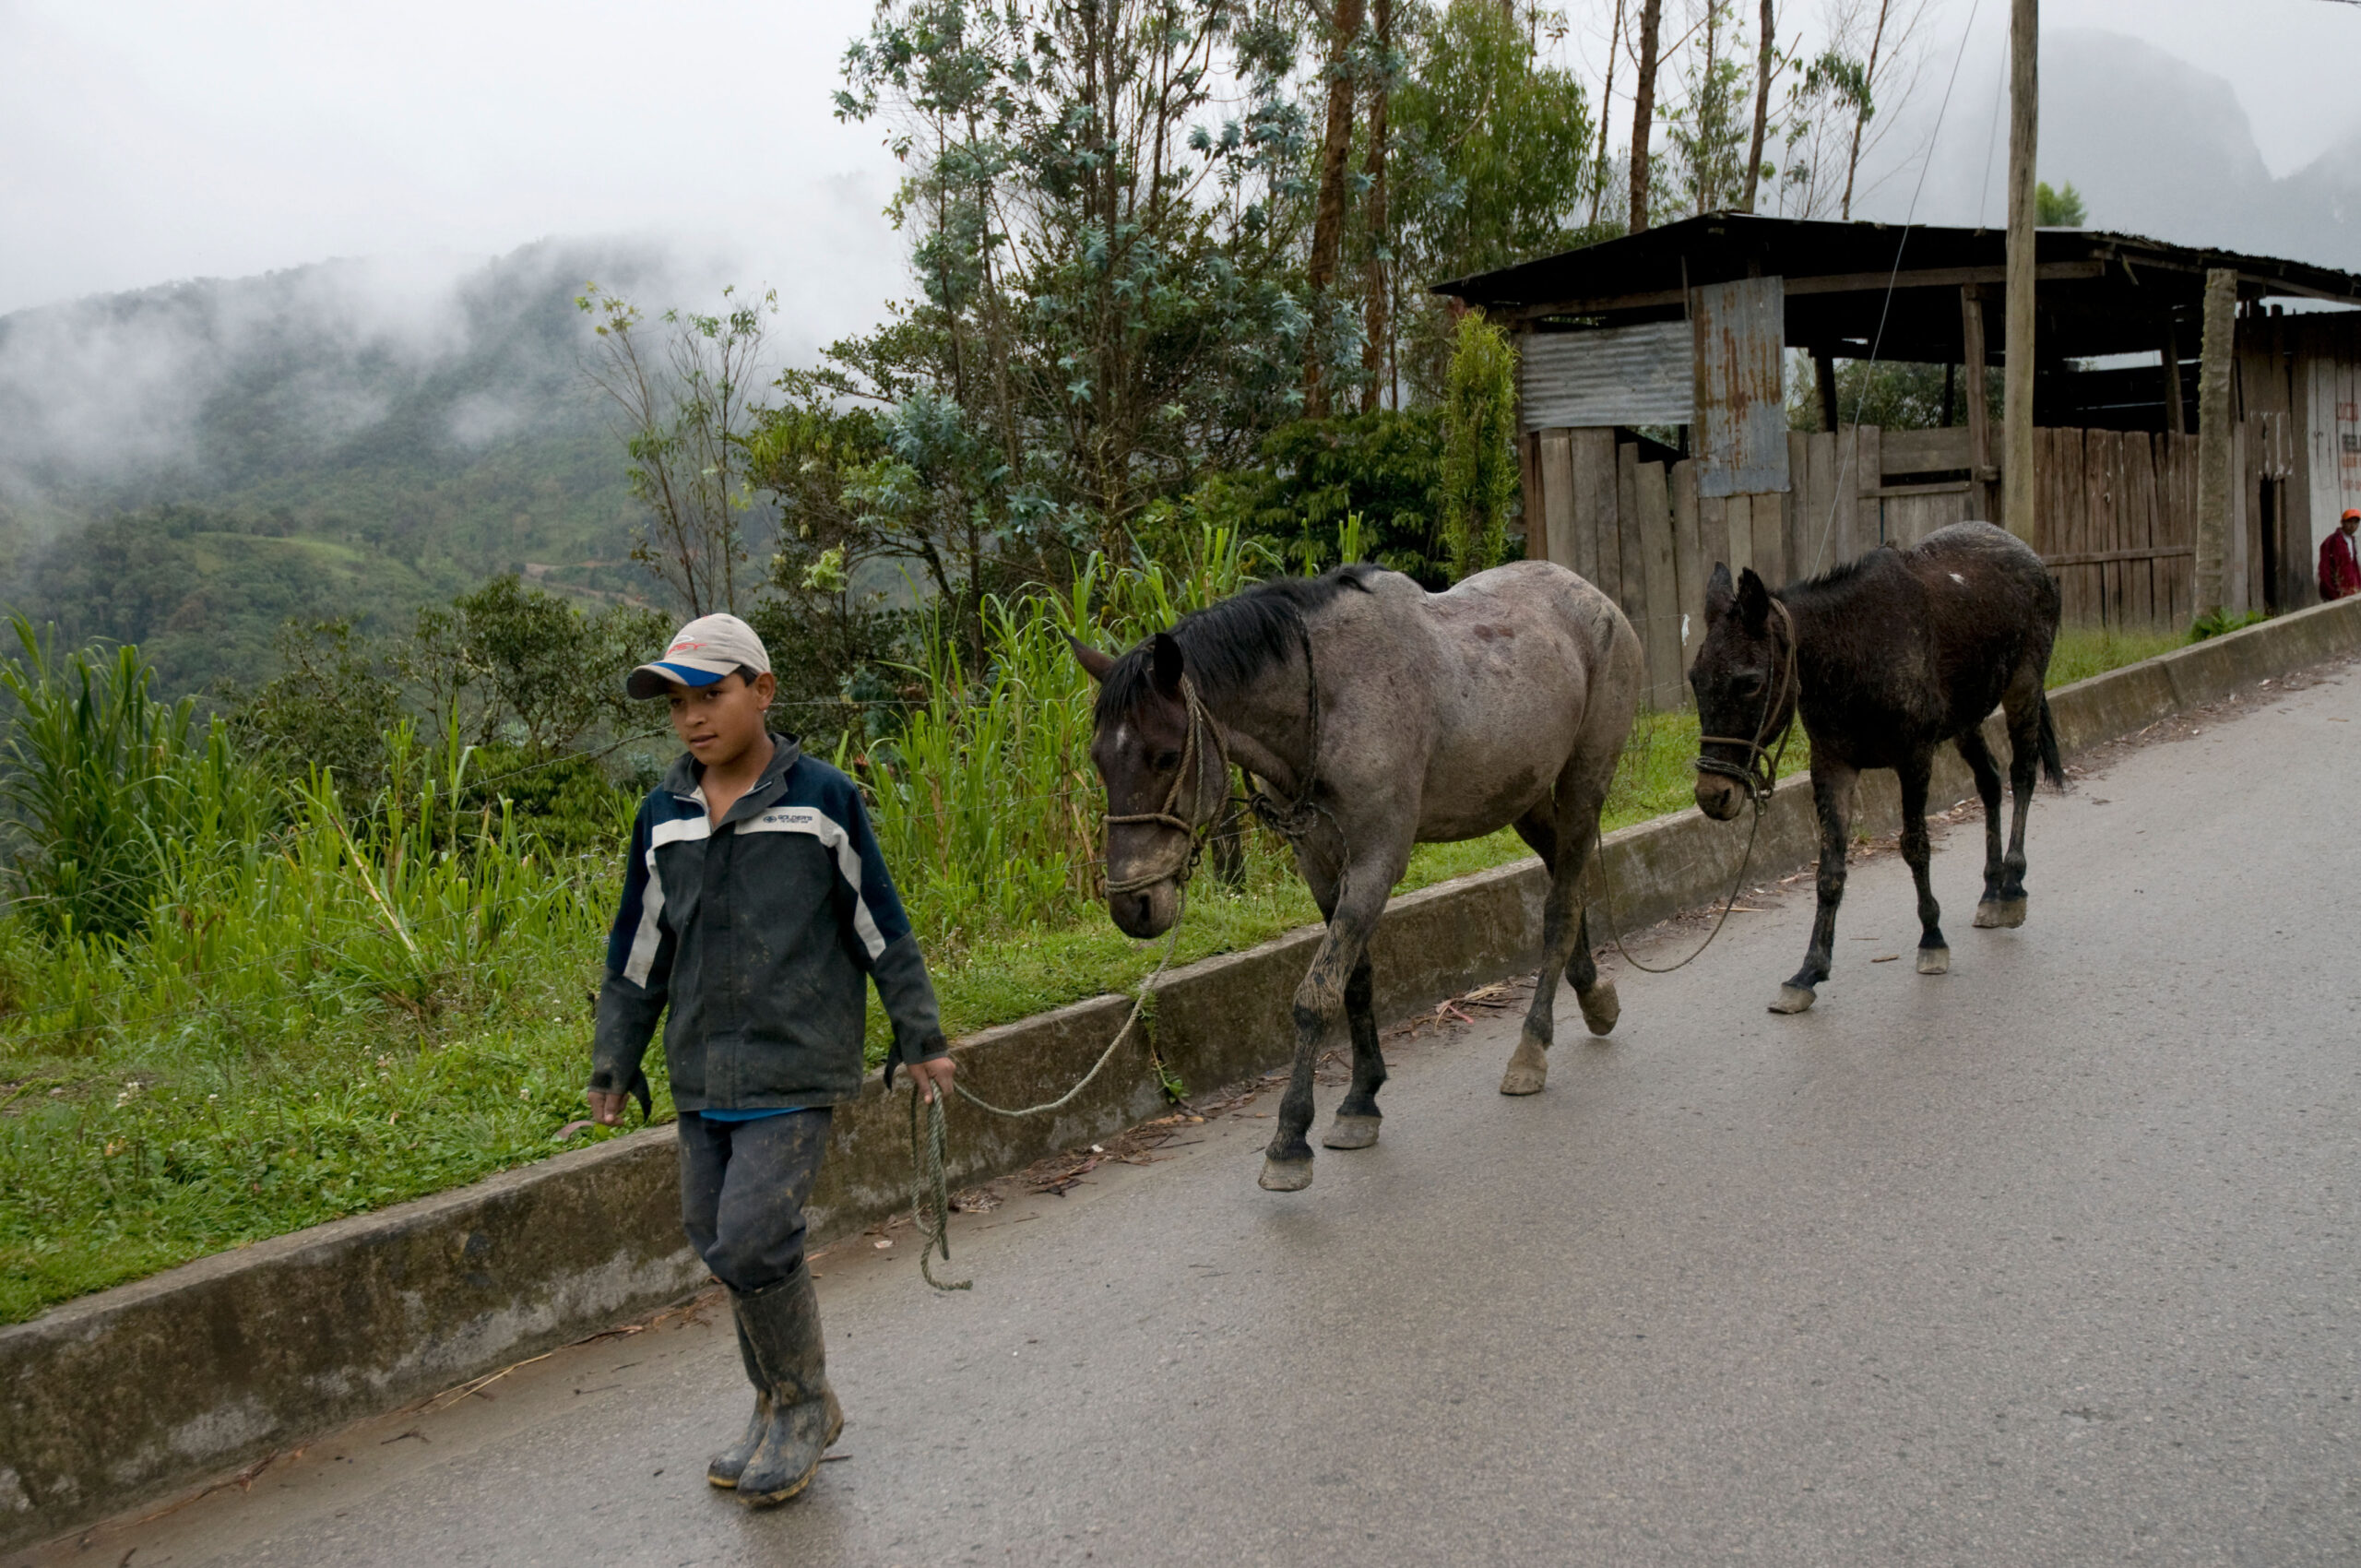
left=819, top=0, right=1319, bottom=635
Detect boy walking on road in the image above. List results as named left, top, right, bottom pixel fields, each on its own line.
left=586, top=612, right=955, bottom=1509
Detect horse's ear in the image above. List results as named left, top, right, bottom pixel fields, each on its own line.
left=1149, top=632, right=1185, bottom=699
left=1735, top=566, right=1772, bottom=636
left=1068, top=635, right=1115, bottom=685
left=1704, top=563, right=1735, bottom=627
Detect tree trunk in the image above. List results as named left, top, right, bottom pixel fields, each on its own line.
left=1742, top=0, right=1774, bottom=211
left=1589, top=0, right=1626, bottom=227
left=1629, top=0, right=1665, bottom=232
left=1359, top=0, right=1394, bottom=413
left=1305, top=0, right=1367, bottom=420
left=1839, top=0, right=1892, bottom=220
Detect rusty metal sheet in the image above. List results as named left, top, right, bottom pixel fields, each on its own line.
left=1693, top=275, right=1792, bottom=499
left=1519, top=321, right=1692, bottom=432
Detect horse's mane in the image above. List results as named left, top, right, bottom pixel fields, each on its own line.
left=1094, top=564, right=1381, bottom=725
left=1778, top=545, right=1892, bottom=608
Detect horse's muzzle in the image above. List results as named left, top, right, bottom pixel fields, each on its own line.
left=1108, top=880, right=1180, bottom=939
left=1693, top=772, right=1747, bottom=822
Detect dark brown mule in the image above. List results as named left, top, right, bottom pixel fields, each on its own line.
left=1074, top=562, right=1643, bottom=1192
left=1687, top=521, right=2065, bottom=1014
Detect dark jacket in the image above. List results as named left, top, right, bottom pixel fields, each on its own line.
left=589, top=734, right=945, bottom=1111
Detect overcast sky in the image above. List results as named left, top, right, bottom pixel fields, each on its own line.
left=4, top=0, right=2355, bottom=323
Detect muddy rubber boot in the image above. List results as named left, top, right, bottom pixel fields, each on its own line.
left=733, top=1263, right=835, bottom=1509
left=706, top=1300, right=772, bottom=1489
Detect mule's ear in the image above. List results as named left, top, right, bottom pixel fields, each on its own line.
left=1704, top=563, right=1735, bottom=626
left=1068, top=635, right=1115, bottom=685
left=1149, top=632, right=1185, bottom=699
left=1735, top=566, right=1772, bottom=636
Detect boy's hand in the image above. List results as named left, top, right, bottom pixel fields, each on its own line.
left=906, top=1054, right=956, bottom=1104
left=587, top=1089, right=630, bottom=1126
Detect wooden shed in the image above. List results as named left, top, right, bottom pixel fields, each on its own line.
left=1435, top=214, right=2361, bottom=706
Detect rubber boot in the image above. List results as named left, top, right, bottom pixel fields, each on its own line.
left=706, top=1301, right=771, bottom=1489
left=732, top=1263, right=836, bottom=1508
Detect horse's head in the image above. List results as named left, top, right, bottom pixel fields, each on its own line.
left=1073, top=631, right=1226, bottom=939
left=1688, top=564, right=1797, bottom=822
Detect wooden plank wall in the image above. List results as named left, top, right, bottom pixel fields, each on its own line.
left=1525, top=418, right=2203, bottom=702
left=2030, top=426, right=2197, bottom=628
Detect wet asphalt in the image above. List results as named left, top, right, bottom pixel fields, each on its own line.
left=19, top=662, right=2361, bottom=1568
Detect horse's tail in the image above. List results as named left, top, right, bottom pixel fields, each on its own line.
left=2036, top=691, right=2066, bottom=792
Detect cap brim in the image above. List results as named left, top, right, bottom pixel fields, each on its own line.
left=625, top=661, right=731, bottom=699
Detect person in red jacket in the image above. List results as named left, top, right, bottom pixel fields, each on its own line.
left=2321, top=509, right=2361, bottom=601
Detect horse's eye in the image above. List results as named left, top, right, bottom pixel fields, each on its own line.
left=1154, top=750, right=1182, bottom=771
left=1732, top=671, right=1766, bottom=697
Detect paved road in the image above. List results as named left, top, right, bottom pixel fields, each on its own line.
left=25, top=665, right=2361, bottom=1568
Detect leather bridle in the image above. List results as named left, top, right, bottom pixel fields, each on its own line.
left=1101, top=616, right=1331, bottom=897
left=1693, top=597, right=1799, bottom=805
left=1103, top=673, right=1228, bottom=897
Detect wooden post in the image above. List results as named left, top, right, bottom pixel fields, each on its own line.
left=1814, top=345, right=1841, bottom=434
left=2194, top=268, right=2237, bottom=619
left=2161, top=318, right=2186, bottom=436
left=1961, top=286, right=1991, bottom=522
left=2001, top=0, right=2038, bottom=544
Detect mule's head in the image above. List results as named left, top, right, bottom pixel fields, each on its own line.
left=1688, top=564, right=1797, bottom=822
left=1073, top=631, right=1223, bottom=939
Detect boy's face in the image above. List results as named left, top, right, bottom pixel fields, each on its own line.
left=665, top=671, right=777, bottom=770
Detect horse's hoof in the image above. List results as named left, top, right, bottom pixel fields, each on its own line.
left=1916, top=946, right=1951, bottom=976
left=1974, top=897, right=2028, bottom=929
left=1498, top=1033, right=1549, bottom=1095
left=1258, top=1156, right=1314, bottom=1192
left=1498, top=1063, right=1548, bottom=1096
left=1323, top=1114, right=1381, bottom=1150
left=1578, top=978, right=1620, bottom=1037
left=1769, top=985, right=1816, bottom=1015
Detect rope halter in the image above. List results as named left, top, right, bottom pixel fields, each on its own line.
left=1693, top=597, right=1799, bottom=805
left=1102, top=673, right=1229, bottom=897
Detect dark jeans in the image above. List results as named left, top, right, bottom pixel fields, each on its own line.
left=677, top=1109, right=833, bottom=1293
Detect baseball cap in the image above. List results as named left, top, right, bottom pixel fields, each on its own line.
left=626, top=613, right=772, bottom=699
left=2343, top=508, right=2359, bottom=523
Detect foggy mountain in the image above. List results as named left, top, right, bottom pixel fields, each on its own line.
left=0, top=239, right=759, bottom=693
left=1900, top=29, right=2361, bottom=273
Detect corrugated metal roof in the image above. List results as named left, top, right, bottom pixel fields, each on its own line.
left=1519, top=321, right=1692, bottom=432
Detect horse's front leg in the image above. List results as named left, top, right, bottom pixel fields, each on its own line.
left=1501, top=792, right=1608, bottom=1094
left=1321, top=956, right=1386, bottom=1149
left=1262, top=863, right=1393, bottom=1192
left=1771, top=761, right=1858, bottom=1014
left=1897, top=752, right=1949, bottom=974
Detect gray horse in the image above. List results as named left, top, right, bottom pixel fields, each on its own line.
left=1072, top=561, right=1643, bottom=1191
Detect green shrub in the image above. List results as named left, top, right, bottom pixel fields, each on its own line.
left=1440, top=311, right=1520, bottom=581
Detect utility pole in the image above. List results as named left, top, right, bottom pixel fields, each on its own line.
left=2000, top=0, right=2037, bottom=543
left=2194, top=268, right=2238, bottom=618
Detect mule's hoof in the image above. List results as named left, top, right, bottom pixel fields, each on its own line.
left=1769, top=984, right=1817, bottom=1015
left=1916, top=946, right=1951, bottom=976
left=1578, top=978, right=1620, bottom=1037
left=1323, top=1114, right=1382, bottom=1150
left=1259, top=1156, right=1314, bottom=1191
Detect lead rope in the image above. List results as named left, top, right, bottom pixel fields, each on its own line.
left=1589, top=600, right=1799, bottom=975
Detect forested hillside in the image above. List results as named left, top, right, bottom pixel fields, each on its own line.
left=0, top=241, right=663, bottom=693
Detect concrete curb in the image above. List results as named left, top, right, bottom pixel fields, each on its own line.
left=6, top=593, right=2357, bottom=1550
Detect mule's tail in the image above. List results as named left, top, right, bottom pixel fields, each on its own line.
left=2036, top=691, right=2066, bottom=791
